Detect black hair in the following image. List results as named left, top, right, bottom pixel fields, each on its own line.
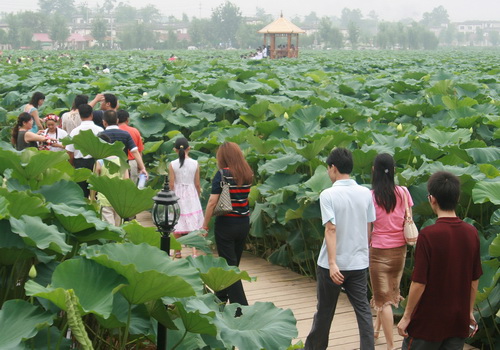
left=174, top=137, right=189, bottom=167
left=72, top=94, right=88, bottom=110
left=103, top=110, right=118, bottom=125
left=29, top=92, right=45, bottom=107
left=78, top=104, right=93, bottom=119
left=12, top=112, right=32, bottom=145
left=117, top=109, right=129, bottom=124
left=372, top=153, right=397, bottom=213
left=427, top=171, right=461, bottom=211
left=103, top=93, right=117, bottom=108
left=326, top=148, right=353, bottom=174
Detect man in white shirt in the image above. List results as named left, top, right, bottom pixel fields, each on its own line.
left=66, top=104, right=103, bottom=197
left=304, top=148, right=376, bottom=350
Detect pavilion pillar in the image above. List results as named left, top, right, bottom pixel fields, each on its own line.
left=270, top=34, right=276, bottom=59
left=287, top=34, right=292, bottom=58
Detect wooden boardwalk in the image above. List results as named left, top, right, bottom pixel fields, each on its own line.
left=137, top=212, right=476, bottom=349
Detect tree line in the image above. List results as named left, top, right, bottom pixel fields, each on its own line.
left=0, top=1, right=498, bottom=50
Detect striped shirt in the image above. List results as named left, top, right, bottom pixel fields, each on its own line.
left=211, top=168, right=251, bottom=217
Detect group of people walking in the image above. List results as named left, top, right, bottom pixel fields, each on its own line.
left=11, top=91, right=482, bottom=349
left=303, top=148, right=482, bottom=350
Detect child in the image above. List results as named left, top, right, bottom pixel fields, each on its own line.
left=169, top=137, right=203, bottom=258
left=95, top=134, right=129, bottom=226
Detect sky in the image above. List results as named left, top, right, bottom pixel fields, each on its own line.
left=3, top=0, right=500, bottom=22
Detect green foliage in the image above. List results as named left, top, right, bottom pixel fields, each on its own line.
left=0, top=49, right=499, bottom=349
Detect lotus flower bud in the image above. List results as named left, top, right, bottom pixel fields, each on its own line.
left=396, top=123, right=403, bottom=132
left=143, top=92, right=148, bottom=96
left=284, top=112, right=289, bottom=120
left=469, top=127, right=473, bottom=133
left=412, top=157, right=417, bottom=164
left=29, top=265, right=37, bottom=279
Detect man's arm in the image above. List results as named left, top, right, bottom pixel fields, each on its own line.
left=325, top=221, right=344, bottom=285
left=131, top=149, right=148, bottom=177
left=470, top=279, right=479, bottom=323
left=397, top=281, right=426, bottom=337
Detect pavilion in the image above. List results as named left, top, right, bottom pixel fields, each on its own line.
left=257, top=14, right=305, bottom=59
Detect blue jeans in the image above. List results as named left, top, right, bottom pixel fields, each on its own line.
left=305, top=266, right=374, bottom=350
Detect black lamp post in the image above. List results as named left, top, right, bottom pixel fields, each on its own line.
left=152, top=175, right=180, bottom=350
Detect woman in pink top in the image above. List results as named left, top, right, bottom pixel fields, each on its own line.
left=369, top=153, right=413, bottom=350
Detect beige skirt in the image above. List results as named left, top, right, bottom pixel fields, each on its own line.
left=369, top=245, right=407, bottom=310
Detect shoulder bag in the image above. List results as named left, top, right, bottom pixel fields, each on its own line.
left=402, top=187, right=418, bottom=246
left=213, top=169, right=233, bottom=216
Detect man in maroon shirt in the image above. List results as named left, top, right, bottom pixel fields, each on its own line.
left=397, top=171, right=482, bottom=350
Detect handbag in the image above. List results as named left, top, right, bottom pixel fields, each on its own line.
left=213, top=170, right=233, bottom=216
left=402, top=188, right=418, bottom=246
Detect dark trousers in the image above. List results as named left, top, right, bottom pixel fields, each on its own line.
left=305, top=266, right=374, bottom=350
left=403, top=336, right=466, bottom=350
left=214, top=216, right=249, bottom=306
left=73, top=158, right=95, bottom=198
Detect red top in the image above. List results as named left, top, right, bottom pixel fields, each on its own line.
left=119, top=124, right=144, bottom=160
left=408, top=217, right=482, bottom=341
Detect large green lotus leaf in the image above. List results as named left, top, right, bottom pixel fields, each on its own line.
left=20, top=151, right=69, bottom=182
left=490, top=233, right=500, bottom=258
left=90, top=76, right=118, bottom=90
left=472, top=181, right=500, bottom=205
left=286, top=119, right=321, bottom=141
left=145, top=298, right=177, bottom=330
left=171, top=301, right=217, bottom=336
left=51, top=204, right=123, bottom=242
left=122, top=220, right=160, bottom=247
left=87, top=175, right=156, bottom=219
left=476, top=259, right=500, bottom=304
left=186, top=255, right=252, bottom=292
left=191, top=90, right=245, bottom=111
left=1, top=190, right=50, bottom=219
left=228, top=80, right=264, bottom=94
left=27, top=259, right=127, bottom=318
left=214, top=302, right=297, bottom=350
left=296, top=136, right=334, bottom=161
left=142, top=140, right=164, bottom=155
left=130, top=113, right=167, bottom=138
left=12, top=326, right=72, bottom=350
left=0, top=148, right=23, bottom=175
left=246, top=135, right=281, bottom=154
left=0, top=196, right=9, bottom=219
left=80, top=243, right=201, bottom=304
left=420, top=128, right=471, bottom=146
left=304, top=165, right=332, bottom=195
left=466, top=148, right=500, bottom=165
left=158, top=82, right=182, bottom=102
left=352, top=149, right=378, bottom=176
left=63, top=129, right=128, bottom=169
left=166, top=108, right=202, bottom=128
left=0, top=220, right=35, bottom=265
left=35, top=180, right=87, bottom=207
left=491, top=210, right=500, bottom=226
left=258, top=154, right=305, bottom=175
left=0, top=300, right=54, bottom=349
left=176, top=230, right=212, bottom=254
left=10, top=215, right=71, bottom=254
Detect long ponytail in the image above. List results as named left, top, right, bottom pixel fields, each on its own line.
left=12, top=112, right=32, bottom=146
left=372, top=153, right=397, bottom=213
left=174, top=137, right=190, bottom=168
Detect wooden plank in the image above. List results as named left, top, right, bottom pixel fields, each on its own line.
left=137, top=212, right=477, bottom=349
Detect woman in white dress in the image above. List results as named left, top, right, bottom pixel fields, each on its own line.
left=168, top=137, right=204, bottom=258
left=41, top=114, right=67, bottom=151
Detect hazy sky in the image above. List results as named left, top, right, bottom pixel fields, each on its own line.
left=3, top=0, right=500, bottom=22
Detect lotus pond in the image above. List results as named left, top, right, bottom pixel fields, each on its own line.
left=0, top=49, right=499, bottom=349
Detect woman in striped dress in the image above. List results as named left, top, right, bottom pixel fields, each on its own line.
left=203, top=142, right=253, bottom=314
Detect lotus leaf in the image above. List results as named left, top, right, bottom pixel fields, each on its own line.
left=80, top=243, right=202, bottom=303
left=87, top=175, right=156, bottom=219
left=187, top=255, right=252, bottom=292
left=10, top=215, right=71, bottom=254
left=0, top=300, right=54, bottom=349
